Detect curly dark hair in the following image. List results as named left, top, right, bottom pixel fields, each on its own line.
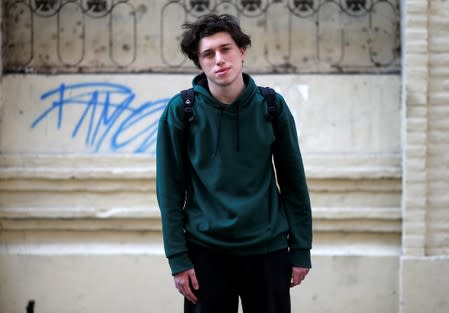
left=180, top=14, right=252, bottom=69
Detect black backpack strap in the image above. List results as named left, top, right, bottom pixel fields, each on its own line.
left=180, top=88, right=195, bottom=190
left=259, top=86, right=279, bottom=145
left=181, top=88, right=196, bottom=125
left=259, top=86, right=277, bottom=122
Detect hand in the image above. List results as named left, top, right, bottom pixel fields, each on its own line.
left=174, top=268, right=199, bottom=304
left=290, top=266, right=310, bottom=287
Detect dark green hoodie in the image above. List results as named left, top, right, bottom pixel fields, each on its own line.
left=156, top=73, right=312, bottom=275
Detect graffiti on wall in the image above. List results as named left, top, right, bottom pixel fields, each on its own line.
left=31, top=82, right=169, bottom=154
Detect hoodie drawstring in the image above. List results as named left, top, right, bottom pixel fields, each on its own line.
left=236, top=103, right=240, bottom=152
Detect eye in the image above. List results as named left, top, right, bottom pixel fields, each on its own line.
left=202, top=51, right=214, bottom=58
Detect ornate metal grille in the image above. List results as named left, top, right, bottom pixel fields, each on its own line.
left=3, top=0, right=400, bottom=73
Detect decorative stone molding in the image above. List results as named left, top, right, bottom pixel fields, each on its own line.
left=0, top=153, right=401, bottom=238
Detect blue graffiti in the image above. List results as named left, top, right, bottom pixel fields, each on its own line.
left=31, top=82, right=170, bottom=153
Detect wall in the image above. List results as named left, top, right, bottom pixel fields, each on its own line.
left=400, top=0, right=449, bottom=312
left=0, top=73, right=401, bottom=313
left=3, top=1, right=400, bottom=74
left=2, top=0, right=448, bottom=313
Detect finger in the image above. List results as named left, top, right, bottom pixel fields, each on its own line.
left=291, top=268, right=310, bottom=287
left=290, top=275, right=298, bottom=287
left=183, top=285, right=198, bottom=304
left=189, top=270, right=199, bottom=290
left=290, top=272, right=304, bottom=287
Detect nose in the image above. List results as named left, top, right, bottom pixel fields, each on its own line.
left=215, top=52, right=224, bottom=65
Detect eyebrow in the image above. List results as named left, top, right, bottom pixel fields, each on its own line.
left=199, top=43, right=233, bottom=55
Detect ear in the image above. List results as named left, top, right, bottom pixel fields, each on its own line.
left=240, top=47, right=247, bottom=60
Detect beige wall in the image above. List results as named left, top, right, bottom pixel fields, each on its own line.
left=0, top=1, right=448, bottom=313
left=0, top=74, right=401, bottom=313
left=400, top=0, right=449, bottom=312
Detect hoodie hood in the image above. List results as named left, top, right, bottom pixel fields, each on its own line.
left=191, top=72, right=258, bottom=153
left=191, top=72, right=258, bottom=114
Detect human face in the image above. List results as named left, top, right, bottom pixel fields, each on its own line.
left=197, top=32, right=246, bottom=89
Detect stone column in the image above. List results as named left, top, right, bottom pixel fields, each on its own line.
left=400, top=0, right=449, bottom=312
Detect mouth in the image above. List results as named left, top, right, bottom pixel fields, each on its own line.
left=216, top=67, right=230, bottom=75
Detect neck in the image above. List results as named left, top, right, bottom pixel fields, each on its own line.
left=208, top=74, right=245, bottom=105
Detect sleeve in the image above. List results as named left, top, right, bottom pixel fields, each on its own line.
left=272, top=95, right=313, bottom=268
left=156, top=96, right=193, bottom=275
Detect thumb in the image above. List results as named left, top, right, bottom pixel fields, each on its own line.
left=189, top=269, right=199, bottom=290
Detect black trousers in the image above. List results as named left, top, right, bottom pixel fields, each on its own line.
left=184, top=243, right=292, bottom=313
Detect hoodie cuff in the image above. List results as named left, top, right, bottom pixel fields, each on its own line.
left=289, top=249, right=312, bottom=268
left=168, top=252, right=194, bottom=276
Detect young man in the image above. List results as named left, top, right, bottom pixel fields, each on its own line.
left=156, top=14, right=312, bottom=313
